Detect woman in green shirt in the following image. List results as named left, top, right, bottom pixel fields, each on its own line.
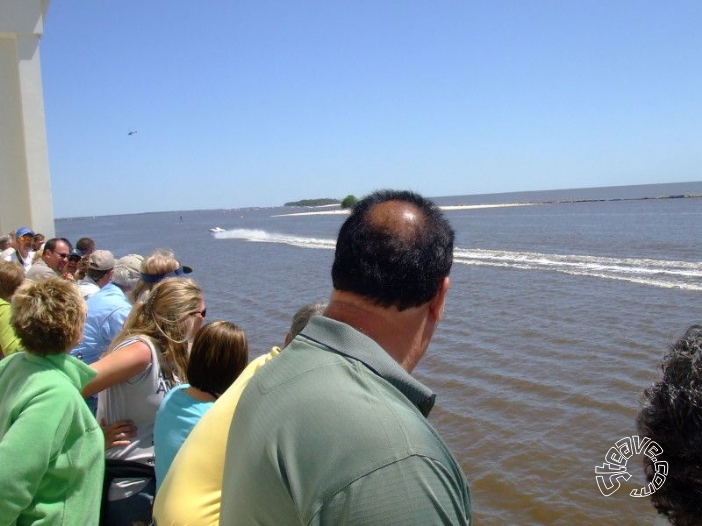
left=0, top=278, right=104, bottom=524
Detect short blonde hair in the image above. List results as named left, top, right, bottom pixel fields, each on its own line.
left=11, top=278, right=86, bottom=355
left=0, top=260, right=25, bottom=300
left=110, top=277, right=203, bottom=383
left=131, top=249, right=180, bottom=304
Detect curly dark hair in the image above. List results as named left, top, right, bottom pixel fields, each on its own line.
left=331, top=189, right=454, bottom=311
left=637, top=325, right=702, bottom=526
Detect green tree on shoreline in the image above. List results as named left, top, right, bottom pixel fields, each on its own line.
left=284, top=198, right=338, bottom=207
left=340, top=195, right=358, bottom=209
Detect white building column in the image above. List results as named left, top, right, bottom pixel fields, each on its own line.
left=0, top=0, right=54, bottom=238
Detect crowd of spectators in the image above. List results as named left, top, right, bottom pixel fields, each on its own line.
left=0, top=224, right=336, bottom=525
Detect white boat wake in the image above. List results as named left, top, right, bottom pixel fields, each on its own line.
left=214, top=229, right=702, bottom=291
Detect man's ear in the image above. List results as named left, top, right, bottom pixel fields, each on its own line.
left=429, top=277, right=450, bottom=321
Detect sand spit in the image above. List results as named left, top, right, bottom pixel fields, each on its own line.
left=439, top=203, right=535, bottom=211
left=273, top=193, right=702, bottom=217
left=273, top=203, right=533, bottom=217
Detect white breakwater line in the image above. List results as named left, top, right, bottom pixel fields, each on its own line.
left=272, top=203, right=535, bottom=217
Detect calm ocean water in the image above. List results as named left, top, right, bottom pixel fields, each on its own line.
left=57, top=182, right=702, bottom=525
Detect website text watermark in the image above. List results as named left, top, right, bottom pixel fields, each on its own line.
left=595, top=435, right=667, bottom=497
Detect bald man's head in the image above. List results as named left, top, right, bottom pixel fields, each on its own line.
left=331, top=190, right=454, bottom=311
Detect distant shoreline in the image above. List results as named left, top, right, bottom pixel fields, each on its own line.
left=273, top=203, right=533, bottom=217
left=539, top=192, right=702, bottom=205
left=55, top=189, right=701, bottom=222
left=273, top=193, right=701, bottom=217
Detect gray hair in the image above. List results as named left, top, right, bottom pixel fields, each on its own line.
left=0, top=235, right=11, bottom=251
left=112, top=254, right=144, bottom=289
left=288, top=303, right=327, bottom=340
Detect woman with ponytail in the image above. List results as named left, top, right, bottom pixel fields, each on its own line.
left=82, top=277, right=205, bottom=525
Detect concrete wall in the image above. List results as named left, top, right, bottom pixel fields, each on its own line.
left=0, top=0, right=55, bottom=238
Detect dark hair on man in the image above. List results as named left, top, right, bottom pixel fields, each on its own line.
left=187, top=321, right=248, bottom=398
left=637, top=325, right=702, bottom=526
left=42, top=238, right=64, bottom=253
left=44, top=237, right=62, bottom=252
left=76, top=237, right=95, bottom=254
left=60, top=238, right=73, bottom=251
left=331, top=189, right=454, bottom=311
left=86, top=268, right=111, bottom=282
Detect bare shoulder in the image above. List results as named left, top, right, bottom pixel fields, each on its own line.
left=111, top=338, right=153, bottom=366
left=82, top=337, right=154, bottom=397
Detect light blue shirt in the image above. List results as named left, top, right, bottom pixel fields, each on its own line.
left=154, top=384, right=213, bottom=490
left=71, top=283, right=132, bottom=365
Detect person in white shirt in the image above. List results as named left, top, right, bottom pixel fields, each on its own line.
left=1, top=227, right=34, bottom=273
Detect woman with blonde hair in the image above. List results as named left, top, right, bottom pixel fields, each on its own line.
left=131, top=249, right=193, bottom=304
left=82, top=277, right=205, bottom=525
left=0, top=278, right=104, bottom=524
left=154, top=321, right=248, bottom=489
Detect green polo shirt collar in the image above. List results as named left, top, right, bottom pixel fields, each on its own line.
left=299, top=316, right=436, bottom=417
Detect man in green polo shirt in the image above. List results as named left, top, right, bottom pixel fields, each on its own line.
left=220, top=190, right=471, bottom=525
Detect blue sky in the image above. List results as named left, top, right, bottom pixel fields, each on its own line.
left=40, top=1, right=701, bottom=217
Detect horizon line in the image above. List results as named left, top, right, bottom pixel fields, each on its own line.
left=55, top=180, right=702, bottom=222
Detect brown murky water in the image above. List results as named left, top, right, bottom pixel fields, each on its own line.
left=58, top=186, right=701, bottom=525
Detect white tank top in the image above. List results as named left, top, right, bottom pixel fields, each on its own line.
left=98, top=335, right=176, bottom=500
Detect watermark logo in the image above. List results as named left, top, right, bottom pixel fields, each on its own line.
left=595, top=435, right=668, bottom=497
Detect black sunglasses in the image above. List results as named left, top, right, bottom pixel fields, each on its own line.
left=191, top=308, right=207, bottom=318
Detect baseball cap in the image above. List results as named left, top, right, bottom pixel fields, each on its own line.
left=88, top=250, right=116, bottom=271
left=112, top=254, right=144, bottom=288
left=15, top=227, right=35, bottom=238
left=67, top=248, right=83, bottom=261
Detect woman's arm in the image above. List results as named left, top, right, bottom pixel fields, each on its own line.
left=81, top=339, right=152, bottom=398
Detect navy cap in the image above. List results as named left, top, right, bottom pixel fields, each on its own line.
left=68, top=248, right=83, bottom=261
